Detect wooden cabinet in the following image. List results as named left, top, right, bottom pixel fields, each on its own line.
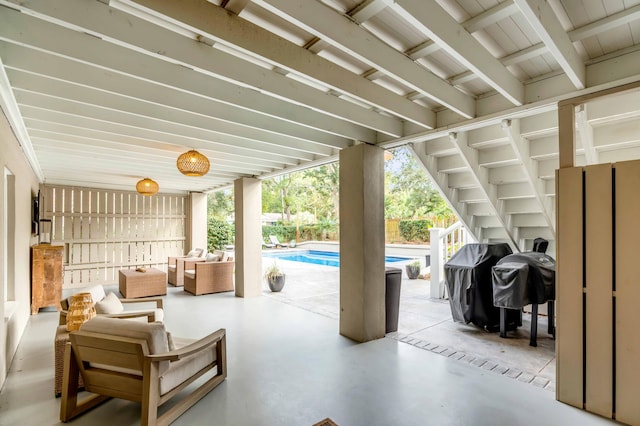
left=31, top=244, right=64, bottom=314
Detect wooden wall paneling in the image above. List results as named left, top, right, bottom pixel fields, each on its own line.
left=584, top=164, right=614, bottom=417
left=41, top=185, right=54, bottom=219
left=614, top=160, right=640, bottom=425
left=114, top=192, right=124, bottom=272
left=556, top=166, right=585, bottom=408
left=53, top=187, right=64, bottom=242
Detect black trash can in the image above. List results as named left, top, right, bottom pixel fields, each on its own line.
left=385, top=267, right=402, bottom=333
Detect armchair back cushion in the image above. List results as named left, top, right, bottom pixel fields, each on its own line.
left=80, top=317, right=170, bottom=375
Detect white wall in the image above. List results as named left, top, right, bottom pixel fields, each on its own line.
left=0, top=110, right=40, bottom=389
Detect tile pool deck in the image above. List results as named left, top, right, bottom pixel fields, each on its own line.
left=262, top=256, right=556, bottom=392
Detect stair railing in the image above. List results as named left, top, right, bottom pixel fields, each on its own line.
left=429, top=222, right=473, bottom=298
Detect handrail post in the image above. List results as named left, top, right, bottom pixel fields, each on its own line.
left=429, top=228, right=443, bottom=299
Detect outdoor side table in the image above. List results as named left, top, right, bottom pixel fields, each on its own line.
left=118, top=268, right=167, bottom=298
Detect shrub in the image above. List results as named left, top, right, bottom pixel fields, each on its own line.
left=398, top=219, right=432, bottom=242
left=262, top=225, right=296, bottom=243
left=208, top=219, right=234, bottom=251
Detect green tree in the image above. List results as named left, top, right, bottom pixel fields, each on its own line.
left=207, top=190, right=234, bottom=221
left=303, top=162, right=339, bottom=220
left=385, top=146, right=454, bottom=222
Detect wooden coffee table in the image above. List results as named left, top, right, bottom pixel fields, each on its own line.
left=119, top=268, right=167, bottom=298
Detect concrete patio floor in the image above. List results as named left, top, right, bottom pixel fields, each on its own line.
left=262, top=257, right=556, bottom=392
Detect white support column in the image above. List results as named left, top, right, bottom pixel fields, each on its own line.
left=429, top=228, right=443, bottom=299
left=234, top=177, right=262, bottom=298
left=339, top=143, right=385, bottom=342
left=187, top=192, right=207, bottom=252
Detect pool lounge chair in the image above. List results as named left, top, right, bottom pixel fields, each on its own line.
left=269, top=235, right=289, bottom=248
left=262, top=239, right=275, bottom=249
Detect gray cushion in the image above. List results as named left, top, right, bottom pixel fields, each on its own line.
left=94, top=292, right=124, bottom=314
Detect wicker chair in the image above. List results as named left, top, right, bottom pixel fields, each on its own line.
left=167, top=257, right=206, bottom=287
left=60, top=317, right=227, bottom=426
left=184, top=261, right=235, bottom=296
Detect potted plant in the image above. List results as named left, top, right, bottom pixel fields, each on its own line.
left=405, top=260, right=421, bottom=279
left=264, top=261, right=285, bottom=292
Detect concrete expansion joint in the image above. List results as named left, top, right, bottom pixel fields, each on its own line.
left=388, top=333, right=554, bottom=392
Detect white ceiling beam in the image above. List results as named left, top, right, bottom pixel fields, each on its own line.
left=501, top=119, right=555, bottom=235
left=406, top=1, right=519, bottom=61
left=513, top=0, right=585, bottom=90
left=348, top=0, right=390, bottom=23
left=2, top=0, right=401, bottom=138
left=500, top=6, right=640, bottom=69
left=575, top=105, right=598, bottom=165
left=391, top=0, right=524, bottom=106
left=256, top=0, right=475, bottom=118
left=125, top=0, right=437, bottom=129
left=221, top=0, right=251, bottom=15
left=449, top=131, right=519, bottom=249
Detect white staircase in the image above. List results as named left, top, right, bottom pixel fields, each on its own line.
left=410, top=113, right=563, bottom=256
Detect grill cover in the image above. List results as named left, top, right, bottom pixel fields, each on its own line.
left=491, top=252, right=556, bottom=309
left=444, top=243, right=513, bottom=328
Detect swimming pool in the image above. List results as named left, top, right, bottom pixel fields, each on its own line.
left=263, top=250, right=412, bottom=267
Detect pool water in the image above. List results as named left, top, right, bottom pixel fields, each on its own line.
left=263, top=250, right=411, bottom=267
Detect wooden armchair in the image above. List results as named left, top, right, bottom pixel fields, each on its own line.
left=167, top=257, right=205, bottom=287
left=60, top=317, right=227, bottom=426
left=184, top=261, right=235, bottom=296
left=59, top=285, right=164, bottom=325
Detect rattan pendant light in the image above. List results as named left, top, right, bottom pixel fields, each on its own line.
left=136, top=178, right=159, bottom=196
left=176, top=149, right=210, bottom=176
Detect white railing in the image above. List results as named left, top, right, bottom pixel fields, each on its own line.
left=429, top=222, right=474, bottom=299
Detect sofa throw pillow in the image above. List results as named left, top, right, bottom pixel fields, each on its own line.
left=95, top=291, right=124, bottom=314
left=205, top=252, right=220, bottom=262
